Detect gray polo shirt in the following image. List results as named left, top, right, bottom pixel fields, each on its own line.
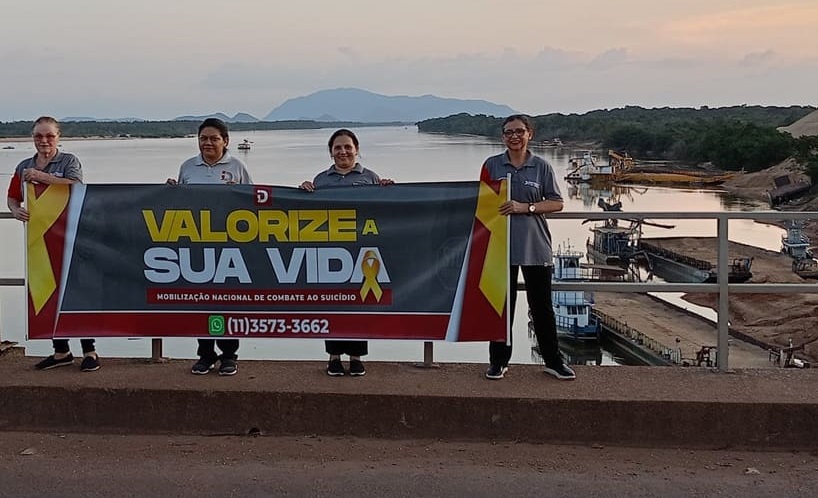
left=14, top=151, right=82, bottom=180
left=8, top=152, right=83, bottom=201
left=312, top=163, right=380, bottom=188
left=176, top=152, right=252, bottom=185
left=481, top=151, right=563, bottom=265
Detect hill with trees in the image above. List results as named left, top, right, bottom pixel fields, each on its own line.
left=0, top=119, right=405, bottom=139
left=417, top=105, right=817, bottom=174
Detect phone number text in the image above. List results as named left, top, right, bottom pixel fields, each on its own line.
left=227, top=317, right=330, bottom=335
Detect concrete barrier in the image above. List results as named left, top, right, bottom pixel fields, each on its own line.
left=2, top=354, right=818, bottom=450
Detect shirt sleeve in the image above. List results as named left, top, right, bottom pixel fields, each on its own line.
left=240, top=165, right=253, bottom=184
left=6, top=171, right=22, bottom=202
left=541, top=161, right=563, bottom=201
left=64, top=155, right=83, bottom=182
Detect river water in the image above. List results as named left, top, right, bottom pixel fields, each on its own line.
left=0, top=126, right=784, bottom=365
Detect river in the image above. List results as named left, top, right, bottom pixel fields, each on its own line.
left=0, top=126, right=785, bottom=366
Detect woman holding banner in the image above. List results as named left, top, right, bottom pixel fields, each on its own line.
left=168, top=117, right=253, bottom=376
left=480, top=115, right=575, bottom=381
left=6, top=116, right=101, bottom=372
left=299, top=129, right=394, bottom=377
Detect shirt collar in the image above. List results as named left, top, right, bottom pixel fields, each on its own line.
left=327, top=162, right=364, bottom=176
left=502, top=150, right=534, bottom=169
left=196, top=151, right=232, bottom=167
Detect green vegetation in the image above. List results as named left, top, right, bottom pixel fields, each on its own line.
left=792, top=136, right=818, bottom=185
left=417, top=105, right=815, bottom=172
left=0, top=120, right=407, bottom=140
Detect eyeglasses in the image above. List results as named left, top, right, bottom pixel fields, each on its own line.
left=198, top=135, right=224, bottom=143
left=502, top=128, right=528, bottom=138
left=33, top=133, right=58, bottom=141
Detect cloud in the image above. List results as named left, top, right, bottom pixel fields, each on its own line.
left=3, top=43, right=817, bottom=121
left=589, top=48, right=630, bottom=69
left=740, top=50, right=777, bottom=67
left=661, top=3, right=818, bottom=59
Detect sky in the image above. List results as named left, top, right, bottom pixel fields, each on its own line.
left=2, top=0, right=817, bottom=121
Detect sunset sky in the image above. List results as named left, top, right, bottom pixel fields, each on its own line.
left=2, top=0, right=816, bottom=120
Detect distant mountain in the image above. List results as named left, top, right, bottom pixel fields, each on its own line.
left=262, top=88, right=517, bottom=123
left=63, top=116, right=145, bottom=122
left=231, top=113, right=260, bottom=123
left=174, top=112, right=259, bottom=123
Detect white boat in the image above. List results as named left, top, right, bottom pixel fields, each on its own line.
left=551, top=245, right=600, bottom=340
left=564, top=151, right=610, bottom=182
left=781, top=220, right=811, bottom=260
left=237, top=139, right=252, bottom=151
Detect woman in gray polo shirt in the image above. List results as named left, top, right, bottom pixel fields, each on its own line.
left=299, top=129, right=394, bottom=377
left=480, top=115, right=575, bottom=381
left=6, top=116, right=101, bottom=372
left=168, top=118, right=252, bottom=376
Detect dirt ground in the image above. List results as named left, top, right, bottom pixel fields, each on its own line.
left=2, top=432, right=818, bottom=498
left=648, top=162, right=818, bottom=362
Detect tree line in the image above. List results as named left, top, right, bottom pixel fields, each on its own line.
left=416, top=105, right=817, bottom=174
left=0, top=120, right=406, bottom=139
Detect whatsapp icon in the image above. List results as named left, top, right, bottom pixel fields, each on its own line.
left=208, top=315, right=226, bottom=336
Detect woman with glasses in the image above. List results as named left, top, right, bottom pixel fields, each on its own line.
left=299, top=128, right=394, bottom=377
left=6, top=116, right=101, bottom=372
left=480, top=114, right=575, bottom=381
left=168, top=117, right=253, bottom=376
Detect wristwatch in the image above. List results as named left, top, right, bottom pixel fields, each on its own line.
left=528, top=203, right=536, bottom=214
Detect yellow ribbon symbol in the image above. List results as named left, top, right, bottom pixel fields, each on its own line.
left=359, top=250, right=383, bottom=302
left=26, top=183, right=70, bottom=314
left=474, top=179, right=508, bottom=316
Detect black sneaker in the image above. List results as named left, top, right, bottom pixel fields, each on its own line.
left=326, top=358, right=345, bottom=376
left=349, top=359, right=366, bottom=377
left=485, top=364, right=508, bottom=380
left=34, top=354, right=74, bottom=370
left=191, top=358, right=216, bottom=375
left=218, top=358, right=238, bottom=376
left=544, top=362, right=576, bottom=380
left=80, top=355, right=101, bottom=372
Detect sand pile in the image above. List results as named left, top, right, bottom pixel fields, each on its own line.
left=722, top=158, right=810, bottom=201
left=778, top=109, right=818, bottom=138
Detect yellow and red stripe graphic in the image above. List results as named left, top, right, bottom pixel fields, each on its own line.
left=26, top=183, right=70, bottom=314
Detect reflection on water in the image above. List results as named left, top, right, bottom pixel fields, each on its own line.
left=0, top=127, right=787, bottom=364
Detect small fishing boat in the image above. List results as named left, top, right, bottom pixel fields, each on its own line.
left=237, top=139, right=252, bottom=150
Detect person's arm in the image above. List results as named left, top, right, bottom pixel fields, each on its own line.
left=6, top=172, right=28, bottom=221
left=22, top=168, right=78, bottom=185
left=527, top=198, right=563, bottom=214
left=7, top=196, right=28, bottom=222
left=240, top=164, right=253, bottom=185
left=533, top=162, right=564, bottom=214
left=22, top=154, right=83, bottom=185
left=167, top=164, right=185, bottom=185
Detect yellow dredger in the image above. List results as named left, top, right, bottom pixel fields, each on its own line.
left=607, top=150, right=734, bottom=186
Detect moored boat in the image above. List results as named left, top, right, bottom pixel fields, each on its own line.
left=793, top=258, right=818, bottom=279
left=781, top=220, right=811, bottom=260
left=638, top=240, right=753, bottom=283
left=551, top=245, right=600, bottom=341
left=565, top=151, right=610, bottom=182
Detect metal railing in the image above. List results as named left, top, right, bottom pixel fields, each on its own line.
left=3, top=210, right=818, bottom=371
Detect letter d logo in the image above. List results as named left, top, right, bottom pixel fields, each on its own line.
left=255, top=186, right=272, bottom=206
left=208, top=315, right=225, bottom=336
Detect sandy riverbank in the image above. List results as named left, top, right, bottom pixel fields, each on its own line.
left=648, top=159, right=818, bottom=362
left=640, top=237, right=818, bottom=362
